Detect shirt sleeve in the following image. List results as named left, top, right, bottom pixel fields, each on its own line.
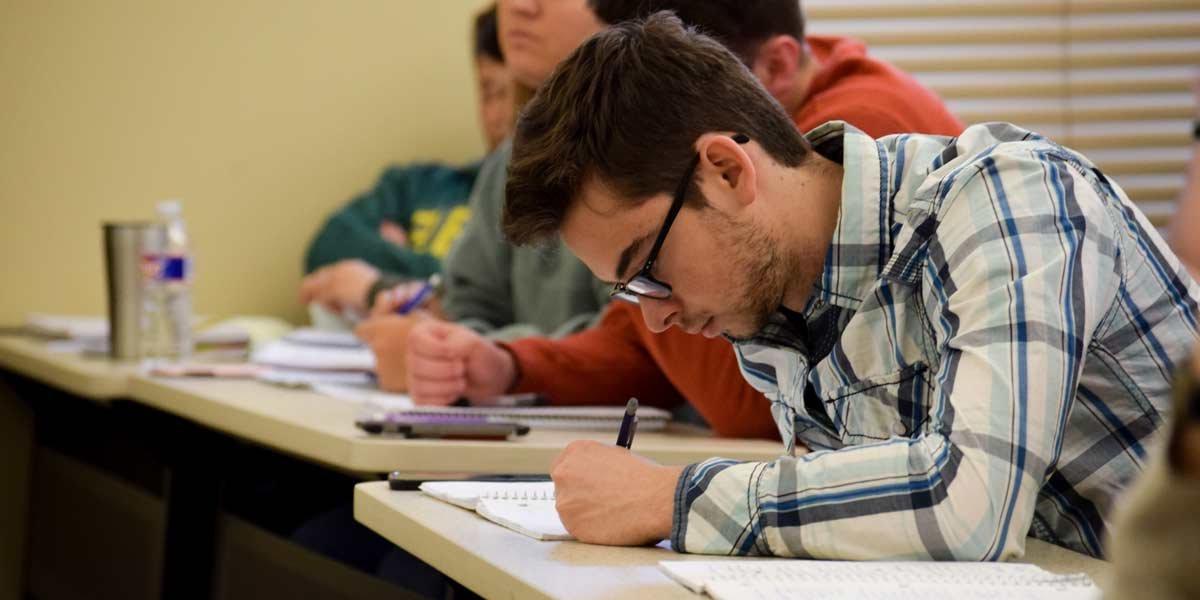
left=303, top=164, right=460, bottom=278
left=440, top=142, right=516, bottom=333
left=504, top=302, right=685, bottom=411
left=671, top=151, right=1120, bottom=560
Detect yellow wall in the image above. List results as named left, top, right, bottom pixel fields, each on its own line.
left=0, top=0, right=489, bottom=325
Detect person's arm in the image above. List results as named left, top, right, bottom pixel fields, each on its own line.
left=304, top=164, right=468, bottom=278
left=439, top=141, right=517, bottom=332
left=504, top=303, right=685, bottom=412
left=1168, top=83, right=1200, bottom=273
left=667, top=156, right=1118, bottom=558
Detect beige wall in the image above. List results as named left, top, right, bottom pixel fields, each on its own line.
left=0, top=0, right=489, bottom=325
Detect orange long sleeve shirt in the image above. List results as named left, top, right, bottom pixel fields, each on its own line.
left=504, top=36, right=965, bottom=440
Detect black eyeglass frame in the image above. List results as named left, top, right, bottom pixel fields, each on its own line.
left=610, top=133, right=749, bottom=304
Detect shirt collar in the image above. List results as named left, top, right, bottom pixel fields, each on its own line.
left=802, top=120, right=895, bottom=312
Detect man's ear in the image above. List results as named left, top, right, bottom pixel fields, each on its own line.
left=695, top=133, right=757, bottom=211
left=749, top=35, right=804, bottom=101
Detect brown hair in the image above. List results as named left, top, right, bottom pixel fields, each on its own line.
left=503, top=12, right=810, bottom=246
left=588, top=0, right=805, bottom=64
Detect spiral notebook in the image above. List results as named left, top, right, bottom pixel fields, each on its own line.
left=659, top=560, right=1100, bottom=600
left=399, top=405, right=671, bottom=431
left=419, top=481, right=571, bottom=541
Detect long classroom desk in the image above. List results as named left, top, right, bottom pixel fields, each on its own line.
left=354, top=483, right=1109, bottom=600
left=126, top=375, right=786, bottom=475
left=0, top=335, right=134, bottom=401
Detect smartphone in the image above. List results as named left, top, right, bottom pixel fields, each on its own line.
left=356, top=414, right=530, bottom=440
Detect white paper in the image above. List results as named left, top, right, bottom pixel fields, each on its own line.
left=283, top=327, right=364, bottom=348
left=659, top=560, right=1100, bottom=600
left=251, top=339, right=374, bottom=372
left=475, top=498, right=572, bottom=541
left=419, top=481, right=556, bottom=510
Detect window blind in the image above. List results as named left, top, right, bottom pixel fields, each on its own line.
left=805, top=0, right=1200, bottom=227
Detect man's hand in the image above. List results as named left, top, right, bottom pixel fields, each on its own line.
left=370, top=280, right=445, bottom=319
left=405, top=320, right=517, bottom=404
left=379, top=220, right=409, bottom=248
left=299, top=260, right=380, bottom=315
left=550, top=440, right=683, bottom=546
left=356, top=314, right=426, bottom=392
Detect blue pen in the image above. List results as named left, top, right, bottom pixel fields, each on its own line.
left=396, top=274, right=442, bottom=315
left=616, top=397, right=638, bottom=449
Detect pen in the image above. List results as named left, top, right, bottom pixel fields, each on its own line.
left=396, top=274, right=442, bottom=315
left=616, top=397, right=638, bottom=449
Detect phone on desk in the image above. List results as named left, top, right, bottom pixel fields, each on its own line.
left=356, top=413, right=530, bottom=440
left=388, top=471, right=551, bottom=491
left=453, top=393, right=547, bottom=407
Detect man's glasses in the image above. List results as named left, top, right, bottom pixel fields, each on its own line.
left=610, top=133, right=749, bottom=304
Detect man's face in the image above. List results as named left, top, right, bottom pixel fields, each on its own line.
left=474, top=55, right=513, bottom=152
left=561, top=173, right=792, bottom=341
left=497, top=0, right=604, bottom=88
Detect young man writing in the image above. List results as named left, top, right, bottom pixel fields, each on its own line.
left=502, top=14, right=1200, bottom=559
left=399, top=0, right=963, bottom=441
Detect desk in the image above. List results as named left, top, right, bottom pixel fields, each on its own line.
left=0, top=336, right=133, bottom=401
left=127, top=376, right=785, bottom=474
left=354, top=483, right=1108, bottom=600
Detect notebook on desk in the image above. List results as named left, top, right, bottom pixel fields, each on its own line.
left=397, top=405, right=671, bottom=431
left=659, top=559, right=1100, bottom=600
left=419, top=481, right=571, bottom=541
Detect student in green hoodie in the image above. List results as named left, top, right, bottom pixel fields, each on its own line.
left=299, top=4, right=513, bottom=319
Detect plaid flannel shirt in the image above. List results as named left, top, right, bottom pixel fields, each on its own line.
left=671, top=121, right=1199, bottom=560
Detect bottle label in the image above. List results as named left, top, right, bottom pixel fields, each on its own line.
left=160, top=256, right=189, bottom=281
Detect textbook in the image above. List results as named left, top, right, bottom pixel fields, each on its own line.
left=658, top=559, right=1101, bottom=600
left=419, top=481, right=570, bottom=541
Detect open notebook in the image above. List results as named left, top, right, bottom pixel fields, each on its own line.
left=419, top=481, right=571, bottom=541
left=659, top=560, right=1101, bottom=600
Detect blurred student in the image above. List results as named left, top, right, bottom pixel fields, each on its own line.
left=1168, top=75, right=1200, bottom=275
left=1106, top=75, right=1200, bottom=600
left=298, top=4, right=513, bottom=319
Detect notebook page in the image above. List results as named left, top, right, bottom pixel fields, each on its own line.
left=475, top=498, right=572, bottom=541
left=660, top=561, right=1099, bottom=600
left=420, top=481, right=556, bottom=510
left=283, top=328, right=364, bottom=348
left=251, top=339, right=375, bottom=372
left=704, top=581, right=1101, bottom=600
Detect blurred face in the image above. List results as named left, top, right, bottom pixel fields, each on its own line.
left=475, top=55, right=513, bottom=152
left=497, top=0, right=604, bottom=88
left=561, top=164, right=805, bottom=341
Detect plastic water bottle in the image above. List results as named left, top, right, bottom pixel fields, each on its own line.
left=143, top=200, right=194, bottom=359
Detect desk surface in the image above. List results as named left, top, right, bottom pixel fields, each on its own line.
left=0, top=336, right=133, bottom=401
left=354, top=483, right=1108, bottom=600
left=127, top=376, right=784, bottom=474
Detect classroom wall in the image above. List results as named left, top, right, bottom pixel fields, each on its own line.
left=0, top=0, right=489, bottom=325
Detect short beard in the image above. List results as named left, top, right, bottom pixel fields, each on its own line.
left=708, top=211, right=791, bottom=341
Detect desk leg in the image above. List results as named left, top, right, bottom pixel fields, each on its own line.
left=156, top=417, right=224, bottom=600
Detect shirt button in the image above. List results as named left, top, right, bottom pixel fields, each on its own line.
left=891, top=421, right=908, bottom=436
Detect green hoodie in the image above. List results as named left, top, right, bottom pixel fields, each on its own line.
left=304, top=161, right=481, bottom=279
left=442, top=139, right=610, bottom=340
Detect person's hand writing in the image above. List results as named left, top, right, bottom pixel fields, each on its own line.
left=299, top=260, right=379, bottom=315
left=405, top=320, right=517, bottom=405
left=370, top=280, right=445, bottom=319
left=550, top=440, right=682, bottom=546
